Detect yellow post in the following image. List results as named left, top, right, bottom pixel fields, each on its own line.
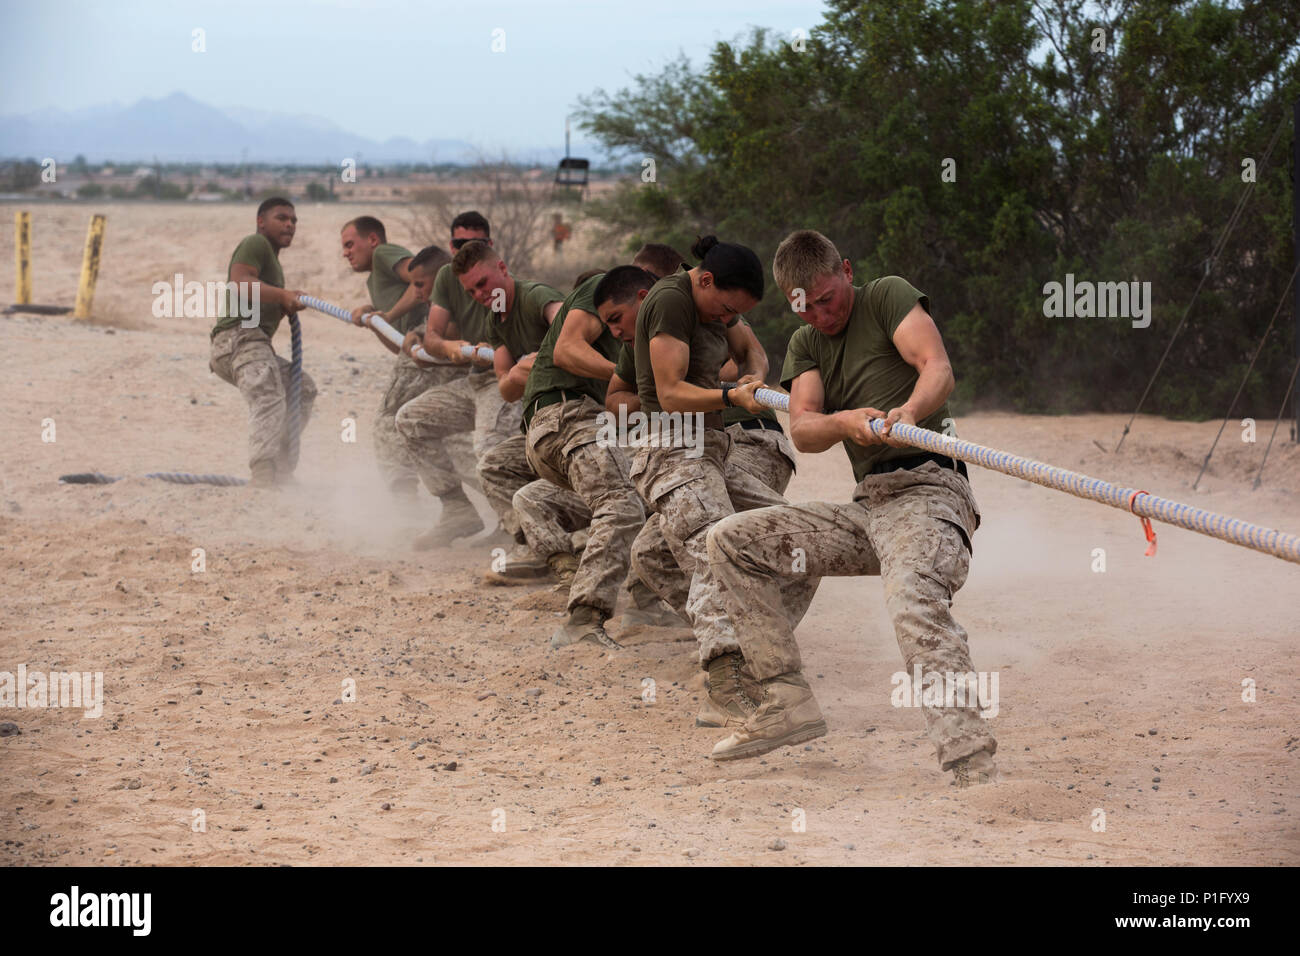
left=15, top=211, right=32, bottom=304
left=73, top=213, right=106, bottom=319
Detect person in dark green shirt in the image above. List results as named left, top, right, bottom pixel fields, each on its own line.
left=448, top=239, right=563, bottom=401
left=511, top=267, right=651, bottom=649
left=605, top=320, right=797, bottom=629
left=392, top=212, right=513, bottom=551
left=444, top=238, right=570, bottom=582
left=344, top=229, right=480, bottom=528
left=511, top=246, right=698, bottom=642
left=338, top=217, right=469, bottom=513
left=208, top=197, right=315, bottom=487
left=705, top=229, right=996, bottom=789
left=414, top=210, right=498, bottom=368
left=624, top=235, right=813, bottom=731
left=339, top=215, right=429, bottom=338
left=520, top=271, right=620, bottom=413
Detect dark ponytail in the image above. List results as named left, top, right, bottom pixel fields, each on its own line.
left=691, top=234, right=763, bottom=301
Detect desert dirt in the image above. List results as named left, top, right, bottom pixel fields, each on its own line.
left=1, top=201, right=1297, bottom=866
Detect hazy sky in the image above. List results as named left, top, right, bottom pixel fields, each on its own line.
left=0, top=0, right=819, bottom=153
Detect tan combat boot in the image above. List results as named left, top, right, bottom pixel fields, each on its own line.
left=414, top=495, right=484, bottom=550
left=482, top=542, right=551, bottom=584
left=620, top=582, right=690, bottom=632
left=620, top=603, right=690, bottom=630
left=550, top=604, right=621, bottom=650
left=695, top=651, right=759, bottom=729
left=949, top=750, right=999, bottom=788
left=546, top=552, right=579, bottom=586
left=709, top=671, right=827, bottom=761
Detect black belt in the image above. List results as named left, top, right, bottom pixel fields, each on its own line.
left=870, top=451, right=967, bottom=478
left=523, top=388, right=585, bottom=428
left=737, top=417, right=784, bottom=435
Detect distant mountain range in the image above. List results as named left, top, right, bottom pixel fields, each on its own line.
left=0, top=92, right=599, bottom=165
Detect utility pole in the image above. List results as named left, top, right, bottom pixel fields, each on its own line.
left=1293, top=97, right=1299, bottom=441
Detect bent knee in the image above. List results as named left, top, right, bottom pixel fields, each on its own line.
left=588, top=488, right=643, bottom=523
left=393, top=402, right=424, bottom=438
left=707, top=511, right=753, bottom=563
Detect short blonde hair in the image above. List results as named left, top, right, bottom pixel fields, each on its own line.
left=451, top=239, right=499, bottom=276
left=772, top=230, right=841, bottom=295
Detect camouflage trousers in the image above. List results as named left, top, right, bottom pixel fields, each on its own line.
left=627, top=421, right=797, bottom=619
left=476, top=433, right=535, bottom=539
left=512, top=397, right=645, bottom=617
left=706, top=460, right=996, bottom=769
left=725, top=420, right=796, bottom=496
left=631, top=429, right=813, bottom=666
left=374, top=355, right=477, bottom=497
left=209, top=326, right=317, bottom=474
left=395, top=369, right=520, bottom=503
left=516, top=479, right=667, bottom=613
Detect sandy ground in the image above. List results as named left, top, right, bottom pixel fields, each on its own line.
left=1, top=201, right=1297, bottom=866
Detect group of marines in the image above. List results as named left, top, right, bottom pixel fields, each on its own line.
left=207, top=198, right=998, bottom=787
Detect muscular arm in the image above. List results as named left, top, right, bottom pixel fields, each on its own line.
left=888, top=303, right=955, bottom=426
left=789, top=367, right=856, bottom=453
left=383, top=262, right=419, bottom=325
left=787, top=303, right=955, bottom=452
left=422, top=304, right=466, bottom=362
left=553, top=309, right=615, bottom=380
left=649, top=334, right=724, bottom=413
left=649, top=333, right=763, bottom=413
left=605, top=371, right=640, bottom=415
left=495, top=347, right=535, bottom=403
left=229, top=261, right=300, bottom=314
left=723, top=319, right=768, bottom=382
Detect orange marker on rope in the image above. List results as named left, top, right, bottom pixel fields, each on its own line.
left=1127, top=490, right=1158, bottom=557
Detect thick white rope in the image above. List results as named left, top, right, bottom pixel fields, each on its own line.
left=297, top=295, right=493, bottom=364
left=751, top=387, right=1300, bottom=565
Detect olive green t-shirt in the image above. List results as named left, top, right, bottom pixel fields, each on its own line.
left=613, top=342, right=637, bottom=393
left=432, top=262, right=494, bottom=344
left=367, top=242, right=428, bottom=335
left=486, top=279, right=564, bottom=360
left=522, top=272, right=620, bottom=409
left=615, top=338, right=775, bottom=425
left=212, top=233, right=284, bottom=338
left=781, top=276, right=949, bottom=480
left=632, top=267, right=731, bottom=416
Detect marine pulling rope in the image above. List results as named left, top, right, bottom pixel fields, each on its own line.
left=750, top=388, right=1300, bottom=566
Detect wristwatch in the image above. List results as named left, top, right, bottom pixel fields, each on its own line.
left=721, top=384, right=735, bottom=407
